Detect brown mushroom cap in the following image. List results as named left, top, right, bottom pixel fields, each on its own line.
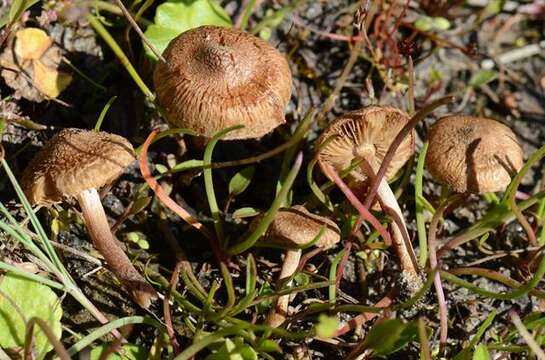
left=21, top=128, right=135, bottom=205
left=259, top=205, right=340, bottom=250
left=425, top=116, right=524, bottom=193
left=316, top=106, right=416, bottom=188
left=154, top=25, right=292, bottom=140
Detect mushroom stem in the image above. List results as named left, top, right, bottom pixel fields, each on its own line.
left=267, top=249, right=302, bottom=327
left=376, top=178, right=419, bottom=274
left=359, top=162, right=419, bottom=275
left=77, top=188, right=157, bottom=308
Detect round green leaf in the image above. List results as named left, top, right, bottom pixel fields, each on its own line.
left=0, top=273, right=62, bottom=359
left=315, top=314, right=338, bottom=339
left=432, top=17, right=451, bottom=31
left=144, top=0, right=232, bottom=60
left=414, top=17, right=433, bottom=32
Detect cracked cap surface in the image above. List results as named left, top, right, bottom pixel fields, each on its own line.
left=154, top=25, right=292, bottom=140
left=21, top=128, right=135, bottom=205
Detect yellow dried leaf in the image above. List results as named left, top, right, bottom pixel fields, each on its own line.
left=15, top=28, right=52, bottom=60
left=32, top=60, right=72, bottom=98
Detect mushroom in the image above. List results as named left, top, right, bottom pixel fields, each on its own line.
left=21, top=128, right=157, bottom=308
left=315, top=105, right=419, bottom=275
left=153, top=25, right=292, bottom=140
left=254, top=205, right=340, bottom=327
left=425, top=115, right=524, bottom=194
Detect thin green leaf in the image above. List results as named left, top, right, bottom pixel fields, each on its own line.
left=94, top=96, right=117, bottom=131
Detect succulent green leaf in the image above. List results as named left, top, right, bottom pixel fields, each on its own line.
left=315, top=314, right=339, bottom=339
left=469, top=69, right=498, bottom=87
left=364, top=319, right=418, bottom=356
left=472, top=343, right=491, bottom=360
left=229, top=166, right=255, bottom=196
left=205, top=337, right=258, bottom=360
left=414, top=17, right=433, bottom=32
left=432, top=17, right=451, bottom=31
left=232, top=207, right=259, bottom=219
left=256, top=338, right=281, bottom=353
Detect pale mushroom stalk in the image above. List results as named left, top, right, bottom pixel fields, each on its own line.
left=267, top=249, right=301, bottom=327
left=77, top=188, right=154, bottom=308
left=358, top=159, right=418, bottom=274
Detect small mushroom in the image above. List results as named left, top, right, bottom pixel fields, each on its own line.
left=255, top=205, right=340, bottom=327
left=425, top=115, right=524, bottom=193
left=154, top=25, right=292, bottom=140
left=21, top=128, right=157, bottom=308
left=316, top=105, right=419, bottom=275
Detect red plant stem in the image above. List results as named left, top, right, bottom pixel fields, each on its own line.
left=139, top=129, right=223, bottom=261
left=336, top=242, right=353, bottom=287
left=291, top=14, right=364, bottom=43
left=297, top=247, right=324, bottom=272
left=334, top=290, right=395, bottom=337
left=400, top=21, right=472, bottom=54
left=448, top=266, right=545, bottom=298
left=363, top=96, right=454, bottom=210
left=164, top=261, right=182, bottom=355
left=516, top=191, right=530, bottom=200
left=322, top=163, right=391, bottom=244
left=428, top=195, right=462, bottom=353
left=99, top=325, right=133, bottom=360
left=24, top=318, right=71, bottom=360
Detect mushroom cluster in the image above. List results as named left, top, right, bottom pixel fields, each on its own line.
left=14, top=22, right=526, bottom=326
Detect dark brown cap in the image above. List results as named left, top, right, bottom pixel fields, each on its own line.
left=316, top=106, right=415, bottom=188
left=425, top=116, right=524, bottom=193
left=21, top=128, right=135, bottom=205
left=154, top=25, right=292, bottom=140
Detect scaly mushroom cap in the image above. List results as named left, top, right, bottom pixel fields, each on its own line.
left=154, top=25, right=292, bottom=140
left=257, top=206, right=341, bottom=250
left=316, top=106, right=415, bottom=188
left=425, top=116, right=524, bottom=193
left=21, top=128, right=135, bottom=205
